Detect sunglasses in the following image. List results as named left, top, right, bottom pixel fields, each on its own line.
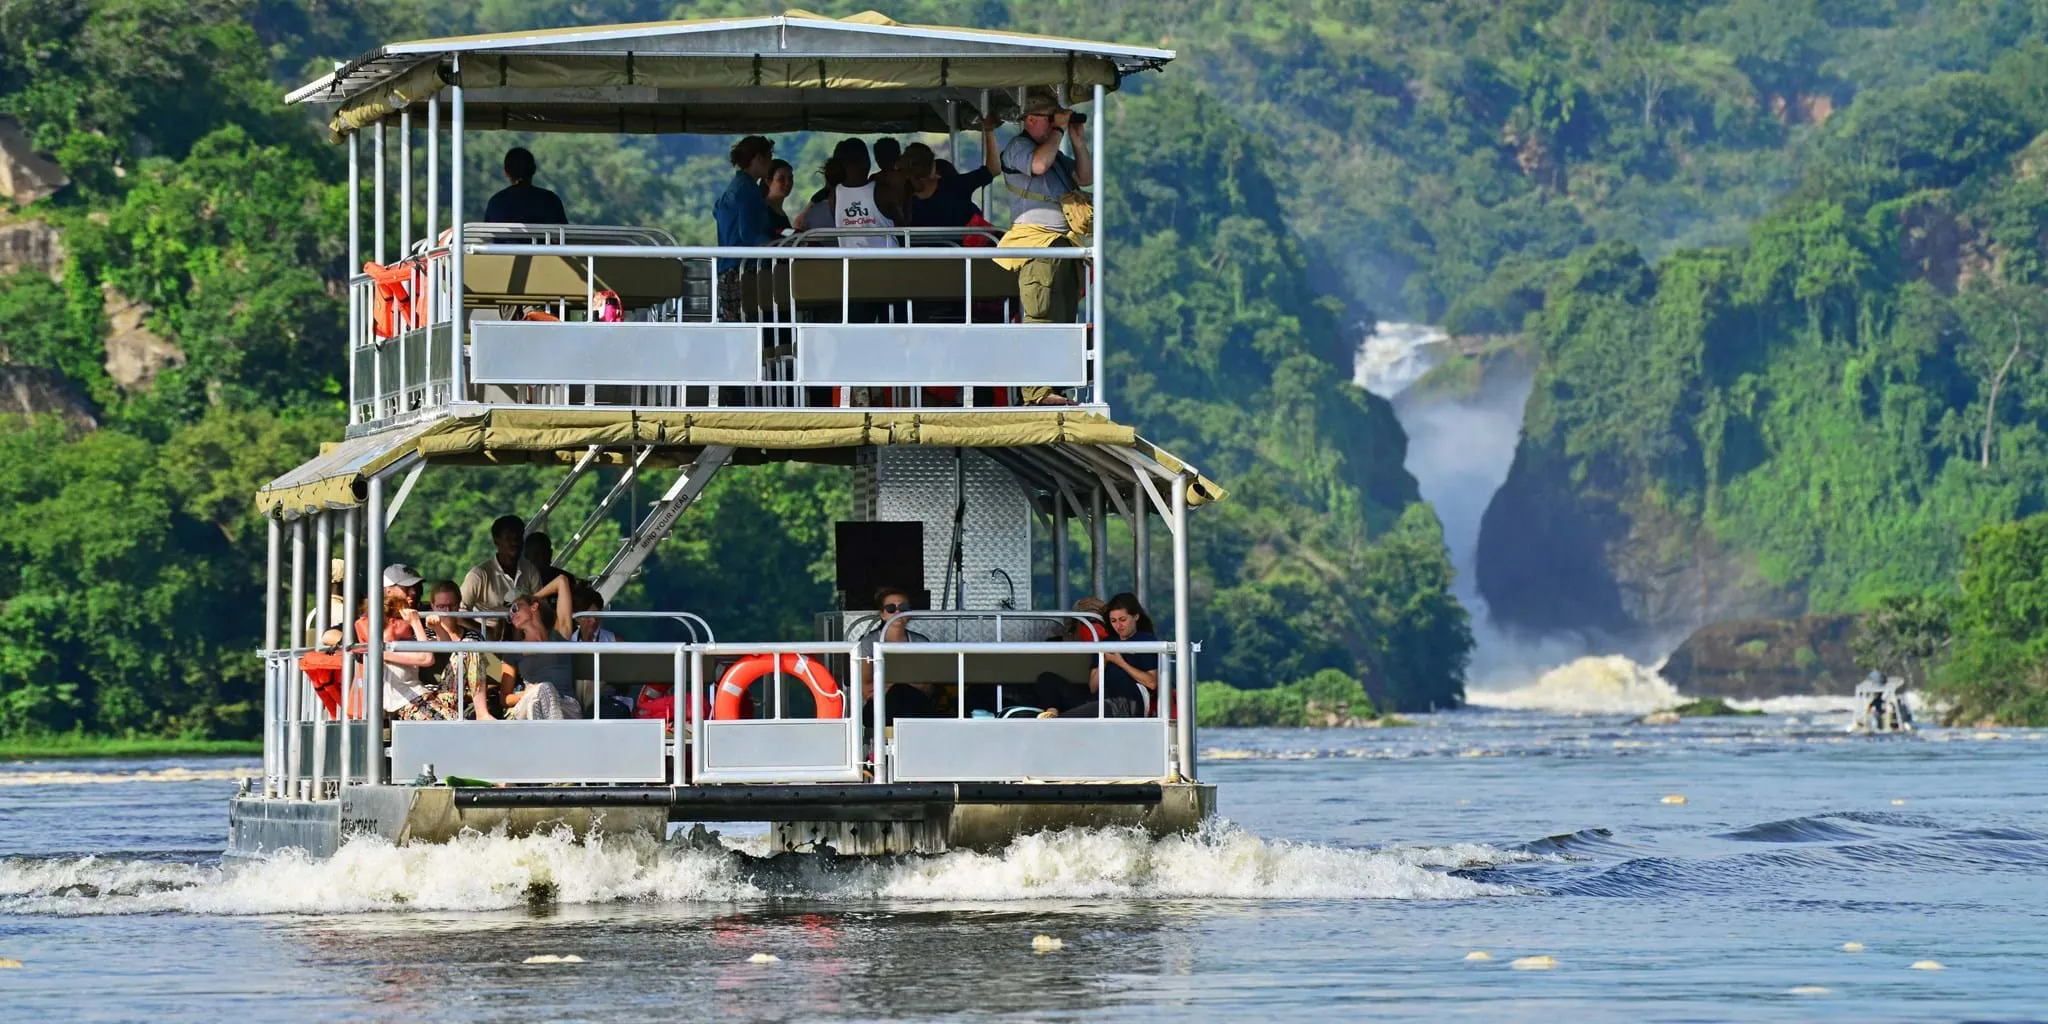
left=881, top=603, right=904, bottom=613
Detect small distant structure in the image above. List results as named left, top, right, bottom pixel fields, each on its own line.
left=0, top=115, right=68, bottom=206
left=1850, top=672, right=1914, bottom=734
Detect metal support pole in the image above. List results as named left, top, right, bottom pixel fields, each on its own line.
left=264, top=517, right=280, bottom=796
left=426, top=97, right=439, bottom=257
left=287, top=518, right=306, bottom=798
left=1172, top=475, right=1194, bottom=781
left=1090, top=487, right=1108, bottom=599
left=312, top=512, right=331, bottom=798
left=340, top=507, right=359, bottom=788
left=264, top=519, right=282, bottom=652
left=347, top=132, right=360, bottom=424
left=1091, top=83, right=1107, bottom=410
left=366, top=477, right=387, bottom=786
left=450, top=59, right=466, bottom=401
left=1052, top=492, right=1070, bottom=609
left=400, top=111, right=412, bottom=258
left=1134, top=487, right=1150, bottom=606
left=373, top=122, right=386, bottom=266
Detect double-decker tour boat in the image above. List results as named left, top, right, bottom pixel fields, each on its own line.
left=235, top=10, right=1224, bottom=858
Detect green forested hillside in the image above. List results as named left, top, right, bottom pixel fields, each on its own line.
left=13, top=0, right=2048, bottom=736
left=0, top=0, right=1470, bottom=739
left=1472, top=15, right=2048, bottom=722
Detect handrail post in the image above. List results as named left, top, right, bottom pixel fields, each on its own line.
left=1091, top=82, right=1107, bottom=411
left=312, top=511, right=331, bottom=798
left=675, top=646, right=690, bottom=786
left=449, top=56, right=466, bottom=403
left=373, top=121, right=386, bottom=267
left=400, top=111, right=412, bottom=259
left=346, top=129, right=360, bottom=424
left=426, top=95, right=438, bottom=269
left=287, top=517, right=306, bottom=798
left=1172, top=474, right=1194, bottom=781
left=689, top=647, right=705, bottom=783
left=340, top=506, right=358, bottom=788
left=873, top=647, right=888, bottom=783
left=365, top=476, right=387, bottom=786
left=263, top=518, right=280, bottom=795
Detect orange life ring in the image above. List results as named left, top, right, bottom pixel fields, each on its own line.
left=712, top=654, right=844, bottom=720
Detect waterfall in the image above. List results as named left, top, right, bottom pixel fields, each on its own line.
left=1356, top=323, right=1596, bottom=690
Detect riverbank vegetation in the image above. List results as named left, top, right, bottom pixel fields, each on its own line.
left=1196, top=669, right=1398, bottom=728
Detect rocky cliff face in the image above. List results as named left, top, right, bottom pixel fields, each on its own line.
left=1476, top=462, right=1801, bottom=651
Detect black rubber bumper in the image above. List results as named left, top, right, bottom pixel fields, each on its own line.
left=451, top=781, right=1164, bottom=813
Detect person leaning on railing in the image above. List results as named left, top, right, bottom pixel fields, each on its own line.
left=470, top=574, right=584, bottom=721
left=1033, top=592, right=1157, bottom=719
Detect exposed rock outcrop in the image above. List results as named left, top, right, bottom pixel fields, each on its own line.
left=0, top=116, right=67, bottom=206
left=1660, top=614, right=1863, bottom=700
left=0, top=219, right=62, bottom=277
left=0, top=365, right=96, bottom=428
left=102, top=285, right=183, bottom=392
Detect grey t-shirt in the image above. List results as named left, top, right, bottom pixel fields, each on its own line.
left=1002, top=133, right=1076, bottom=229
left=505, top=628, right=575, bottom=691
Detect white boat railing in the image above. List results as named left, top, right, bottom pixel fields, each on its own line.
left=257, top=625, right=1187, bottom=795
left=346, top=227, right=1098, bottom=429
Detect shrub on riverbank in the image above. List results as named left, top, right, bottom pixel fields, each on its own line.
left=1197, top=670, right=1379, bottom=727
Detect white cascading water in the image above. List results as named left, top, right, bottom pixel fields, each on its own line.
left=1357, top=323, right=1672, bottom=710
left=0, top=824, right=1523, bottom=915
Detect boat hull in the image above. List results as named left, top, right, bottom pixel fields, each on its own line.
left=227, top=782, right=1214, bottom=858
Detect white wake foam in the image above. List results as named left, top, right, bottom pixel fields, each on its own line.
left=0, top=766, right=258, bottom=788
left=1466, top=655, right=1683, bottom=715
left=0, top=824, right=1515, bottom=916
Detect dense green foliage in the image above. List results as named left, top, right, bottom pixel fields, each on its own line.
left=0, top=0, right=1476, bottom=737
left=1196, top=668, right=1378, bottom=728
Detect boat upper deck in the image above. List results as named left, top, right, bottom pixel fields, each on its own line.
left=287, top=11, right=1174, bottom=433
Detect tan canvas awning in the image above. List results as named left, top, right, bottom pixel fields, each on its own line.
left=255, top=408, right=1225, bottom=520
left=291, top=10, right=1175, bottom=136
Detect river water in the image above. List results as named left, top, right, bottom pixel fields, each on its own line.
left=3, top=707, right=2043, bottom=1022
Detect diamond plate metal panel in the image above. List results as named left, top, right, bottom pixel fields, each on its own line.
left=873, top=447, right=1032, bottom=635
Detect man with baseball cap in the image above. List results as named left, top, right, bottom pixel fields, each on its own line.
left=996, top=93, right=1092, bottom=326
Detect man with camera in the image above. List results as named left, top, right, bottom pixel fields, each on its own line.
left=996, top=94, right=1094, bottom=334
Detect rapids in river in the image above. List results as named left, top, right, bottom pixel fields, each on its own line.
left=3, top=707, right=2043, bottom=1021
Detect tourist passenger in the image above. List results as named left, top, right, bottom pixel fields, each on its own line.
left=996, top=96, right=1092, bottom=325
left=482, top=147, right=568, bottom=225
left=714, top=134, right=777, bottom=321
left=873, top=137, right=902, bottom=174
left=762, top=159, right=795, bottom=235
left=419, top=579, right=467, bottom=688
left=369, top=592, right=459, bottom=720
left=1036, top=592, right=1156, bottom=718
left=475, top=575, right=584, bottom=721
left=460, top=514, right=542, bottom=638
left=814, top=138, right=898, bottom=248
left=523, top=530, right=566, bottom=587
left=383, top=562, right=425, bottom=610
left=905, top=119, right=1002, bottom=233
left=861, top=585, right=937, bottom=722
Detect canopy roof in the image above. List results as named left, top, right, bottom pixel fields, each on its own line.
left=288, top=10, right=1174, bottom=136
left=255, top=409, right=1224, bottom=521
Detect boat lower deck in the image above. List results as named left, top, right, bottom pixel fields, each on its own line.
left=229, top=782, right=1214, bottom=858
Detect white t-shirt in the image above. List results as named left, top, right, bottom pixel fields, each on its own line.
left=831, top=181, right=898, bottom=248
left=383, top=658, right=429, bottom=713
